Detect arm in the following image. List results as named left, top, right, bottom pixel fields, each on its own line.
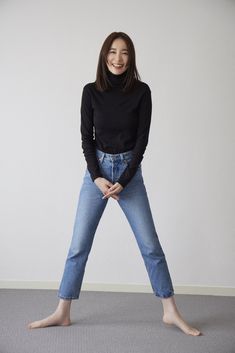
left=80, top=84, right=103, bottom=181
left=117, top=85, right=152, bottom=188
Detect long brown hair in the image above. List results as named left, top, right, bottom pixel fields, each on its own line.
left=95, top=32, right=141, bottom=93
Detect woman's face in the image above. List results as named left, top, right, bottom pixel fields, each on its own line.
left=106, top=38, right=129, bottom=75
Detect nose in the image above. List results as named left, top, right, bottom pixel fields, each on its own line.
left=116, top=52, right=122, bottom=61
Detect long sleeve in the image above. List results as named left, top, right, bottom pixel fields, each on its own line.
left=117, top=86, right=152, bottom=188
left=80, top=84, right=103, bottom=181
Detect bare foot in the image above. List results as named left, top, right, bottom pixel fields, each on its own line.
left=163, top=311, right=201, bottom=336
left=28, top=311, right=71, bottom=329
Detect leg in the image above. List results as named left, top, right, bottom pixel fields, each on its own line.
left=118, top=169, right=201, bottom=336
left=118, top=170, right=174, bottom=299
left=58, top=169, right=108, bottom=300
left=28, top=169, right=108, bottom=329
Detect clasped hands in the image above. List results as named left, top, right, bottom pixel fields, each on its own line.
left=94, top=177, right=123, bottom=200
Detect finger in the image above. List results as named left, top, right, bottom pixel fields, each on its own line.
left=102, top=194, right=116, bottom=199
left=107, top=193, right=119, bottom=200
left=102, top=190, right=118, bottom=199
left=104, top=187, right=115, bottom=195
left=103, top=190, right=117, bottom=198
left=107, top=185, right=116, bottom=192
left=110, top=183, right=122, bottom=190
left=102, top=194, right=110, bottom=199
left=108, top=185, right=120, bottom=193
left=103, top=183, right=122, bottom=198
left=103, top=186, right=118, bottom=196
left=109, top=186, right=122, bottom=195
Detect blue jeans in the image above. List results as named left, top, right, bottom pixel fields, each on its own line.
left=58, top=148, right=174, bottom=299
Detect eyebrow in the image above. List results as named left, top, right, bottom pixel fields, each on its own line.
left=109, top=47, right=128, bottom=51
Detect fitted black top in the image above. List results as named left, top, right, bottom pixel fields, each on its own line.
left=80, top=69, right=152, bottom=188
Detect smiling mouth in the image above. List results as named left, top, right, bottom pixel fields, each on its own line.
left=112, top=64, right=124, bottom=68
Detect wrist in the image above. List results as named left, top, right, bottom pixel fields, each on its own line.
left=94, top=176, right=102, bottom=183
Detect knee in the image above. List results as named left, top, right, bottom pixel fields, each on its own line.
left=141, top=241, right=165, bottom=259
left=67, top=242, right=90, bottom=260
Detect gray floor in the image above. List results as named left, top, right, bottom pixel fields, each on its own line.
left=0, top=289, right=235, bottom=353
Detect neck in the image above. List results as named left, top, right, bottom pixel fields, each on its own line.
left=106, top=69, right=127, bottom=87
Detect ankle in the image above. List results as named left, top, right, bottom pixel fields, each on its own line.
left=56, top=300, right=71, bottom=315
left=58, top=298, right=71, bottom=308
left=161, top=297, right=178, bottom=314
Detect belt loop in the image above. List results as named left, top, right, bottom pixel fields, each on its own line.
left=100, top=152, right=105, bottom=163
left=96, top=149, right=105, bottom=163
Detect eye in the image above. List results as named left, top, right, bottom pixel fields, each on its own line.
left=109, top=50, right=128, bottom=55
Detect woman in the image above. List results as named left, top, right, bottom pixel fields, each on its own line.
left=28, top=32, right=201, bottom=336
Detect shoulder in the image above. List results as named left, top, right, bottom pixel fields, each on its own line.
left=82, top=82, right=96, bottom=92
left=133, top=80, right=151, bottom=95
left=137, top=80, right=151, bottom=90
left=81, top=82, right=97, bottom=101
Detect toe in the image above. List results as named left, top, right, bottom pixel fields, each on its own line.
left=28, top=322, right=35, bottom=329
left=189, top=328, right=201, bottom=336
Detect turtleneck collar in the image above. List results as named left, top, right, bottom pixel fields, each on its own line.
left=106, top=68, right=128, bottom=88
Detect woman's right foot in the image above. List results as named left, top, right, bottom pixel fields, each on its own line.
left=28, top=311, right=71, bottom=329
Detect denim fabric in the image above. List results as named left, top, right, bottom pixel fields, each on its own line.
left=58, top=148, right=174, bottom=300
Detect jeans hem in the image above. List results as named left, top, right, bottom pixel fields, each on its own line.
left=58, top=294, right=79, bottom=300
left=154, top=291, right=175, bottom=299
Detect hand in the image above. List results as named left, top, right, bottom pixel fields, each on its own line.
left=94, top=177, right=123, bottom=200
left=102, top=182, right=123, bottom=200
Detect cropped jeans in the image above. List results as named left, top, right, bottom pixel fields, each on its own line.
left=58, top=148, right=174, bottom=300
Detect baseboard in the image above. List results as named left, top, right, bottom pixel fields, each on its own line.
left=0, top=281, right=234, bottom=296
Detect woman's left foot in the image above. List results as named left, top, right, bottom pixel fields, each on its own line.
left=163, top=311, right=201, bottom=336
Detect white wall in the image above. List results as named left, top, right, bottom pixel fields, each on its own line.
left=0, top=0, right=234, bottom=292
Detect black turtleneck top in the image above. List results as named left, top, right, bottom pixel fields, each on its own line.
left=80, top=69, right=152, bottom=188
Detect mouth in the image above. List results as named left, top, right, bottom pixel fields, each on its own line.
left=112, top=64, right=124, bottom=68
